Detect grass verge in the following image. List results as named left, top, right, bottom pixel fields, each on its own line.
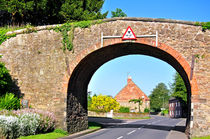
left=18, top=122, right=102, bottom=139
left=192, top=136, right=210, bottom=139
left=113, top=116, right=151, bottom=120
left=18, top=129, right=68, bottom=139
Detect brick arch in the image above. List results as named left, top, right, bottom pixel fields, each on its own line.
left=67, top=38, right=198, bottom=95
left=65, top=38, right=198, bottom=133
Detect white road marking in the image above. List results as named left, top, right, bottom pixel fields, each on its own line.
left=127, top=130, right=136, bottom=135
left=138, top=127, right=141, bottom=130
left=116, top=136, right=123, bottom=139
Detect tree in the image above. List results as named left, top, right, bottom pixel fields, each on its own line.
left=0, top=0, right=108, bottom=25
left=90, top=94, right=120, bottom=112
left=171, top=72, right=187, bottom=103
left=0, top=61, right=13, bottom=96
left=87, top=91, right=92, bottom=108
left=149, top=83, right=170, bottom=112
left=111, top=8, right=127, bottom=18
left=129, top=98, right=142, bottom=113
left=0, top=0, right=34, bottom=25
left=60, top=0, right=107, bottom=21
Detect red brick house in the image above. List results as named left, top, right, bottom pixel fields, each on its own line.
left=115, top=76, right=150, bottom=112
left=169, top=97, right=183, bottom=118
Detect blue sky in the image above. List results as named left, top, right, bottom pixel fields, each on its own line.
left=88, top=0, right=210, bottom=97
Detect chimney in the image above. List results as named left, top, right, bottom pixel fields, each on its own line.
left=127, top=76, right=132, bottom=84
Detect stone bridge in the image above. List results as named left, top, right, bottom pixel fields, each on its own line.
left=0, top=17, right=209, bottom=137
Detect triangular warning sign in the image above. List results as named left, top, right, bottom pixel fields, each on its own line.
left=122, top=26, right=136, bottom=40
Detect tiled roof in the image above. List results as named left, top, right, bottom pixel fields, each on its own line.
left=114, top=77, right=149, bottom=102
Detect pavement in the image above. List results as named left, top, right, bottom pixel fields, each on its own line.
left=61, top=116, right=188, bottom=139
left=167, top=119, right=188, bottom=139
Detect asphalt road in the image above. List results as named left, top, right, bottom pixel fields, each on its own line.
left=77, top=116, right=184, bottom=139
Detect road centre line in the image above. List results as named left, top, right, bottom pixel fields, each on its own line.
left=116, top=136, right=123, bottom=139
left=127, top=130, right=136, bottom=135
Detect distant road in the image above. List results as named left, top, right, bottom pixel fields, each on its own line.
left=77, top=116, right=185, bottom=139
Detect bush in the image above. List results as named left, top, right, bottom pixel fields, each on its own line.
left=144, top=108, right=150, bottom=113
left=0, top=62, right=13, bottom=96
left=90, top=94, right=120, bottom=112
left=161, top=109, right=169, bottom=115
left=0, top=109, right=56, bottom=138
left=18, top=113, right=40, bottom=136
left=0, top=115, right=20, bottom=139
left=0, top=93, right=21, bottom=110
left=13, top=109, right=56, bottom=133
left=119, top=106, right=130, bottom=113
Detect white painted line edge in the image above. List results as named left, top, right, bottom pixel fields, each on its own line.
left=116, top=136, right=123, bottom=139
left=127, top=130, right=136, bottom=135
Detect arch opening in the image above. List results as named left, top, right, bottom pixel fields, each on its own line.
left=66, top=42, right=192, bottom=134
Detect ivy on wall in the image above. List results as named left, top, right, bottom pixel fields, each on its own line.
left=53, top=20, right=103, bottom=51
left=0, top=24, right=34, bottom=45
left=0, top=20, right=103, bottom=51
left=195, top=22, right=210, bottom=31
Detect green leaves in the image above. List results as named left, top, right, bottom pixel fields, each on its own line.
left=54, top=20, right=101, bottom=51
left=111, top=8, right=127, bottom=18
left=171, top=72, right=187, bottom=103
left=1, top=0, right=107, bottom=25
left=149, top=83, right=170, bottom=112
left=195, top=22, right=210, bottom=31
left=0, top=62, right=13, bottom=96
left=90, top=94, right=120, bottom=112
left=0, top=93, right=21, bottom=110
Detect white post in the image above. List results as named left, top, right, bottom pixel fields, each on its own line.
left=190, top=103, right=194, bottom=128
left=156, top=31, right=158, bottom=47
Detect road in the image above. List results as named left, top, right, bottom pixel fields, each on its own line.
left=77, top=116, right=185, bottom=139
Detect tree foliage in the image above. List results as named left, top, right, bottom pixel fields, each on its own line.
left=149, top=83, right=170, bottom=112
left=0, top=0, right=108, bottom=25
left=171, top=72, right=187, bottom=103
left=111, top=8, right=127, bottom=18
left=0, top=61, right=13, bottom=96
left=90, top=94, right=120, bottom=112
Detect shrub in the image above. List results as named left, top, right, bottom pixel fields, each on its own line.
left=0, top=93, right=21, bottom=110
left=0, top=115, right=20, bottom=139
left=144, top=108, right=150, bottom=113
left=13, top=109, right=56, bottom=133
left=0, top=109, right=56, bottom=138
left=161, top=109, right=169, bottom=115
left=18, top=113, right=40, bottom=136
left=0, top=62, right=13, bottom=96
left=119, top=106, right=130, bottom=113
left=90, top=94, right=120, bottom=112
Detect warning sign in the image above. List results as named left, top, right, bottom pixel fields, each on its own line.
left=122, top=26, right=136, bottom=40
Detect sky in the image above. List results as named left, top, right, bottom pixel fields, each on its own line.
left=88, top=0, right=210, bottom=97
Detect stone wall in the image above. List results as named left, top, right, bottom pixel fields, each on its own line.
left=0, top=17, right=209, bottom=136
left=88, top=111, right=149, bottom=118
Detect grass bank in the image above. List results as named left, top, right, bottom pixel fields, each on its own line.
left=18, top=122, right=102, bottom=139
left=192, top=136, right=210, bottom=139
left=18, top=129, right=68, bottom=139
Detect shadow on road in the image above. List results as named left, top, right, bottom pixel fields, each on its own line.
left=88, top=116, right=186, bottom=133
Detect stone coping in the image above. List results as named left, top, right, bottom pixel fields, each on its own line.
left=103, top=17, right=196, bottom=25
left=6, top=17, right=197, bottom=36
